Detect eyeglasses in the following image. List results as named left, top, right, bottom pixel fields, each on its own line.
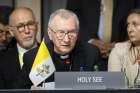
left=10, top=21, right=38, bottom=32
left=49, top=27, right=78, bottom=40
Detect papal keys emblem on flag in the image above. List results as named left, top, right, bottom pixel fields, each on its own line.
left=29, top=39, right=56, bottom=86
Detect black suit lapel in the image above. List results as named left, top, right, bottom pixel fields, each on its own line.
left=11, top=46, right=22, bottom=72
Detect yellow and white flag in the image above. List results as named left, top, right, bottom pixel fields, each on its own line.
left=29, top=39, right=56, bottom=86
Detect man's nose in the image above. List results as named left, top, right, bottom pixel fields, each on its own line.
left=24, top=26, right=30, bottom=34
left=2, top=35, right=6, bottom=42
left=63, top=34, right=70, bottom=42
left=127, top=24, right=135, bottom=33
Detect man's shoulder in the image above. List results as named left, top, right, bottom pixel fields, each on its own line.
left=24, top=47, right=39, bottom=60
left=75, top=41, right=100, bottom=59
left=0, top=46, right=18, bottom=61
left=26, top=47, right=38, bottom=55
left=77, top=41, right=99, bottom=53
left=24, top=41, right=51, bottom=56
left=23, top=47, right=39, bottom=69
left=73, top=41, right=100, bottom=71
left=0, top=45, right=17, bottom=53
left=0, top=46, right=19, bottom=70
left=23, top=42, right=52, bottom=64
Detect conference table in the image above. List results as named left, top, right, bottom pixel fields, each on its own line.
left=1, top=72, right=139, bottom=93
left=0, top=89, right=140, bottom=93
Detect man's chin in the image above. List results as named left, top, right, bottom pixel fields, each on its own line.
left=60, top=49, right=72, bottom=55
left=22, top=43, right=34, bottom=49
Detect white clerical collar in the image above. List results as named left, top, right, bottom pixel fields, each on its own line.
left=60, top=54, right=69, bottom=59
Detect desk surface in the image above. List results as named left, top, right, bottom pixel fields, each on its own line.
left=0, top=89, right=140, bottom=93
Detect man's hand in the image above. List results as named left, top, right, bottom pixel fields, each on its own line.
left=31, top=85, right=42, bottom=90
left=88, top=39, right=115, bottom=58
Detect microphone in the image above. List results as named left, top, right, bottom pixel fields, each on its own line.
left=80, top=65, right=88, bottom=71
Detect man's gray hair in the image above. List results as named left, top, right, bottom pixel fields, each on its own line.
left=48, top=9, right=79, bottom=30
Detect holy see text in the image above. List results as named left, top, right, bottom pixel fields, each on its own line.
left=77, top=76, right=103, bottom=83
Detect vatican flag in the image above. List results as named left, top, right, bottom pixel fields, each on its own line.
left=29, top=38, right=56, bottom=86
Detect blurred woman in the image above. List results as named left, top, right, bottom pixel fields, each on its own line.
left=108, top=9, right=140, bottom=88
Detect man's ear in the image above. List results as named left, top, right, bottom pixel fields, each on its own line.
left=35, top=23, right=38, bottom=32
left=47, top=28, right=52, bottom=40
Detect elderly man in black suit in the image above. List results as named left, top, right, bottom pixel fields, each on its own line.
left=0, top=7, right=38, bottom=89
left=15, top=9, right=101, bottom=89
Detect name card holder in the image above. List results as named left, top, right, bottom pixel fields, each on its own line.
left=55, top=72, right=126, bottom=90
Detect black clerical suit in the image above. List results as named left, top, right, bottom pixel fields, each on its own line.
left=16, top=41, right=101, bottom=89
left=0, top=38, right=38, bottom=89
left=0, top=45, right=21, bottom=89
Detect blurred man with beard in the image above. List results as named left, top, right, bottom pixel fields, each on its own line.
left=0, top=6, right=13, bottom=50
left=0, top=7, right=38, bottom=89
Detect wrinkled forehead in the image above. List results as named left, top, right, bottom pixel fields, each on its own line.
left=127, top=13, right=140, bottom=21
left=10, top=9, right=35, bottom=25
left=51, top=15, right=78, bottom=29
